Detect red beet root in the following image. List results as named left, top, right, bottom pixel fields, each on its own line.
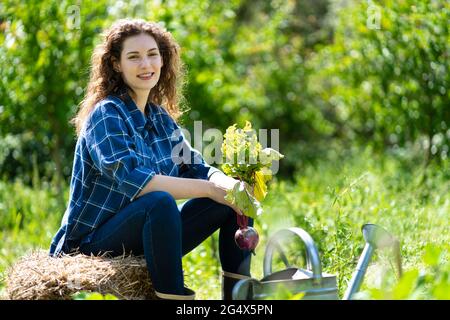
left=235, top=214, right=259, bottom=254
left=235, top=227, right=259, bottom=254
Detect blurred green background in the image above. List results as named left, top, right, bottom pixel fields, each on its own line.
left=0, top=0, right=449, bottom=299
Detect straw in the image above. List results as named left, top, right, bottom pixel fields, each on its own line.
left=4, top=249, right=158, bottom=300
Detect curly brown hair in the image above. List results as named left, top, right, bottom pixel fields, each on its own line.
left=72, top=19, right=186, bottom=136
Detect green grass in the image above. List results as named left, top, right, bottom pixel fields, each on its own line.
left=255, top=148, right=449, bottom=299
left=1, top=148, right=449, bottom=299
left=0, top=179, right=65, bottom=297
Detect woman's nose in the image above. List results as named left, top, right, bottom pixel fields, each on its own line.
left=140, top=56, right=151, bottom=68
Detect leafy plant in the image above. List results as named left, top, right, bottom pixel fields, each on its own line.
left=358, top=244, right=449, bottom=300
left=221, top=121, right=284, bottom=219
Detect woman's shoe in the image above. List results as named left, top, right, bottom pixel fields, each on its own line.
left=155, top=287, right=195, bottom=300
left=221, top=271, right=251, bottom=300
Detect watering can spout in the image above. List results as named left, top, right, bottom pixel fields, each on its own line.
left=343, top=224, right=401, bottom=300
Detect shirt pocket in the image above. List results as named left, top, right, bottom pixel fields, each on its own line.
left=157, top=139, right=178, bottom=176
left=133, top=134, right=159, bottom=171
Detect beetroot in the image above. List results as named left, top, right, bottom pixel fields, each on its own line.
left=235, top=214, right=259, bottom=255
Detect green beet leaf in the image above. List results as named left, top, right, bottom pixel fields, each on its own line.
left=225, top=181, right=263, bottom=219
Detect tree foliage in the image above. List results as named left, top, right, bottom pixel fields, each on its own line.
left=0, top=0, right=111, bottom=192
left=309, top=0, right=450, bottom=162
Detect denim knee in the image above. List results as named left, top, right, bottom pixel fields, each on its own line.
left=139, top=191, right=176, bottom=211
left=141, top=191, right=180, bottom=226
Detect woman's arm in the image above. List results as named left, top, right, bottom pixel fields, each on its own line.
left=136, top=174, right=212, bottom=200
left=136, top=173, right=243, bottom=215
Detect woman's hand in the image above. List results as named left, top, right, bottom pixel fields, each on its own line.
left=207, top=174, right=244, bottom=215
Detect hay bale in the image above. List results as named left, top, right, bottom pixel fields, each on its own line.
left=4, top=249, right=158, bottom=300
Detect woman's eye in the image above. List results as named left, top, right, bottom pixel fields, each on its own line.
left=129, top=56, right=139, bottom=59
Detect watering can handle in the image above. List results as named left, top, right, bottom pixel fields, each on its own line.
left=232, top=278, right=259, bottom=300
left=263, top=227, right=323, bottom=282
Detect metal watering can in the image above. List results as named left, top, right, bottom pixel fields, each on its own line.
left=232, top=224, right=402, bottom=300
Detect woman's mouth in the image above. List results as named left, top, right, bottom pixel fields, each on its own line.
left=137, top=72, right=155, bottom=80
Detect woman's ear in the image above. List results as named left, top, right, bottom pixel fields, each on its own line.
left=112, top=58, right=121, bottom=73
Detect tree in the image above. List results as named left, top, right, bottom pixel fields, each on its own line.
left=309, top=0, right=450, bottom=163
left=0, top=0, right=111, bottom=203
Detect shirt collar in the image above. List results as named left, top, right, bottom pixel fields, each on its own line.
left=121, top=91, right=157, bottom=134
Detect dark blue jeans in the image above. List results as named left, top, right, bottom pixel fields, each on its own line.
left=79, top=191, right=253, bottom=296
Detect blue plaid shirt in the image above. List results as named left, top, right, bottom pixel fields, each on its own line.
left=49, top=93, right=220, bottom=256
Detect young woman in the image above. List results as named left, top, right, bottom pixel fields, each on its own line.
left=49, top=19, right=253, bottom=300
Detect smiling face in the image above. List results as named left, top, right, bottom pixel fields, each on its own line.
left=114, top=33, right=163, bottom=98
